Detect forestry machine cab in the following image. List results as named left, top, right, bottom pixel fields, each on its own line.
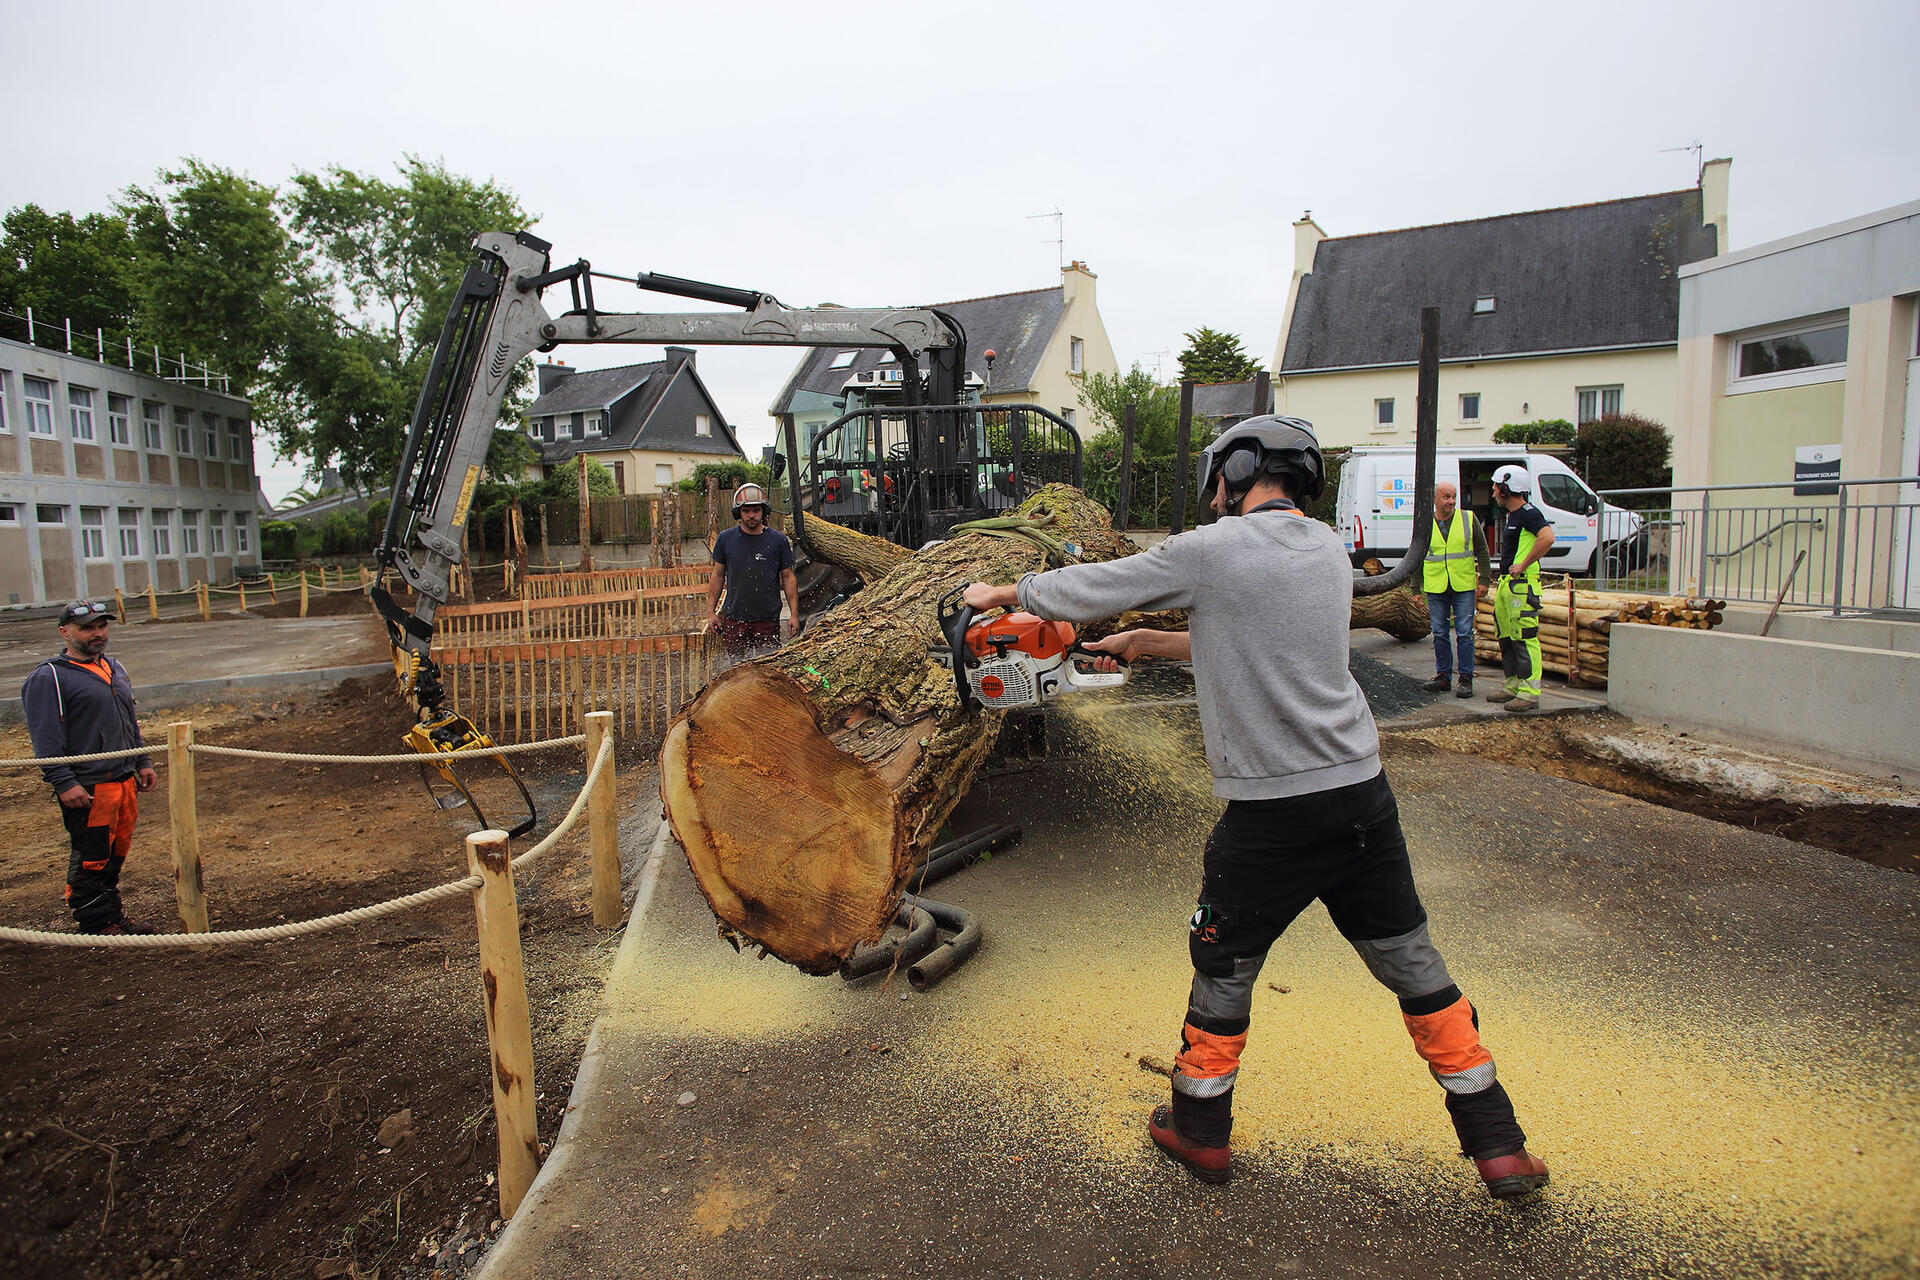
left=374, top=230, right=972, bottom=832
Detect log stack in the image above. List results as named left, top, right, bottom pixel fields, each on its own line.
left=1473, top=576, right=1726, bottom=687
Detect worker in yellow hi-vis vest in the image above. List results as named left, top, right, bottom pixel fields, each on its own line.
left=1487, top=465, right=1556, bottom=713
left=1420, top=481, right=1490, bottom=699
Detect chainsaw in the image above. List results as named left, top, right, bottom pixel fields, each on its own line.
left=930, top=585, right=1128, bottom=712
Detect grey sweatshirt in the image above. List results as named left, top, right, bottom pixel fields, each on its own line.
left=1017, top=509, right=1380, bottom=800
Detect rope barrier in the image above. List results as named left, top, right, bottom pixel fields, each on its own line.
left=0, top=744, right=157, bottom=768
left=0, top=737, right=613, bottom=949
left=190, top=735, right=585, bottom=765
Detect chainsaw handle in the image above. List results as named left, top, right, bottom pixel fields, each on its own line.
left=1064, top=642, right=1129, bottom=690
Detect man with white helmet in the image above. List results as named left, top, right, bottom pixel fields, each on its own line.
left=1488, top=465, right=1555, bottom=713
left=706, top=481, right=798, bottom=659
left=959, top=417, right=1548, bottom=1198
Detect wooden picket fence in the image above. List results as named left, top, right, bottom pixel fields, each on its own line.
left=519, top=566, right=710, bottom=600
left=433, top=588, right=707, bottom=647
left=433, top=632, right=718, bottom=743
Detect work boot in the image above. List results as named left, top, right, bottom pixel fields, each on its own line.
left=1475, top=1148, right=1550, bottom=1199
left=1485, top=689, right=1515, bottom=704
left=114, top=918, right=158, bottom=935
left=1504, top=697, right=1538, bottom=714
left=1456, top=677, right=1473, bottom=699
left=1148, top=1105, right=1231, bottom=1184
left=1422, top=676, right=1452, bottom=693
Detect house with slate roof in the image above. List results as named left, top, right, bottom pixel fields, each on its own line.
left=768, top=261, right=1119, bottom=462
left=1271, top=160, right=1730, bottom=448
left=525, top=346, right=744, bottom=494
left=1192, top=377, right=1274, bottom=431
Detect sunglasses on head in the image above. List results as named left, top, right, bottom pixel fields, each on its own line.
left=62, top=601, right=114, bottom=623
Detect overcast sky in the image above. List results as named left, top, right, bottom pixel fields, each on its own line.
left=5, top=0, right=1915, bottom=504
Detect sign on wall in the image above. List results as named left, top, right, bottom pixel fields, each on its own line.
left=1794, top=444, right=1841, bottom=496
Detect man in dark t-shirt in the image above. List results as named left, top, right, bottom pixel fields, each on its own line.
left=706, top=482, right=798, bottom=659
left=1487, top=465, right=1555, bottom=712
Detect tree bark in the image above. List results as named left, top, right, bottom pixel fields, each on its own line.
left=796, top=514, right=913, bottom=584
left=660, top=484, right=1138, bottom=974
left=1347, top=586, right=1430, bottom=642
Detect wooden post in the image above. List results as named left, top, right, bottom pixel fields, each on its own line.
left=461, top=518, right=474, bottom=601
left=237, top=581, right=247, bottom=612
left=114, top=586, right=126, bottom=621
left=705, top=475, right=719, bottom=549
left=510, top=504, right=528, bottom=592
left=585, top=711, right=621, bottom=928
left=577, top=453, right=594, bottom=572
left=146, top=581, right=158, bottom=621
left=466, top=829, right=539, bottom=1218
left=267, top=575, right=278, bottom=604
left=1116, top=402, right=1138, bottom=532
left=167, top=721, right=209, bottom=933
left=360, top=566, right=371, bottom=596
left=197, top=581, right=210, bottom=621
left=299, top=572, right=310, bottom=617
left=1173, top=379, right=1194, bottom=535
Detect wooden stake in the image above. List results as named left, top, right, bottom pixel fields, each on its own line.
left=114, top=586, right=126, bottom=621
left=466, top=828, right=540, bottom=1218
left=237, top=581, right=246, bottom=613
left=197, top=581, right=210, bottom=621
left=268, top=575, right=278, bottom=603
left=146, top=582, right=158, bottom=621
left=577, top=453, right=594, bottom=572
left=585, top=711, right=621, bottom=928
left=167, top=722, right=209, bottom=933
left=299, top=573, right=309, bottom=618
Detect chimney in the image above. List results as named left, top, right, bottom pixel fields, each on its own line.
left=665, top=346, right=696, bottom=368
left=1293, top=212, right=1326, bottom=275
left=1699, top=157, right=1732, bottom=254
left=1061, top=260, right=1096, bottom=308
left=537, top=359, right=575, bottom=396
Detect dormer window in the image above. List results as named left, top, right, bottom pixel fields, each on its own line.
left=586, top=413, right=603, bottom=437
left=1473, top=296, right=1496, bottom=315
left=829, top=350, right=858, bottom=370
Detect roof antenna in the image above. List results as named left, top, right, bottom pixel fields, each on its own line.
left=1660, top=139, right=1704, bottom=182
left=1026, top=208, right=1064, bottom=272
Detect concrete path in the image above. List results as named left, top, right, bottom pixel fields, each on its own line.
left=0, top=614, right=391, bottom=686
left=479, top=685, right=1919, bottom=1279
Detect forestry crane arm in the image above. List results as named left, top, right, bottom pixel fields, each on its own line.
left=370, top=231, right=965, bottom=829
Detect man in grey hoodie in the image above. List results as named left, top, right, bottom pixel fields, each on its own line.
left=961, top=417, right=1547, bottom=1198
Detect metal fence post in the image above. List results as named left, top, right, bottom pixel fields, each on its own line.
left=1695, top=490, right=1712, bottom=597
left=1831, top=484, right=1849, bottom=616
left=1594, top=494, right=1610, bottom=591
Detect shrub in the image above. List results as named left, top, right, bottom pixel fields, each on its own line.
left=1574, top=413, right=1672, bottom=506
left=261, top=520, right=302, bottom=561
left=677, top=460, right=769, bottom=493
left=545, top=456, right=619, bottom=498
left=1493, top=418, right=1575, bottom=446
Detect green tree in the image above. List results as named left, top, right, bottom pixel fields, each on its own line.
left=1073, top=364, right=1183, bottom=453
left=1176, top=327, right=1263, bottom=384
left=119, top=161, right=294, bottom=392
left=485, top=427, right=541, bottom=483
left=546, top=456, right=619, bottom=498
left=1573, top=413, right=1672, bottom=507
left=0, top=204, right=139, bottom=351
left=272, top=156, right=535, bottom=487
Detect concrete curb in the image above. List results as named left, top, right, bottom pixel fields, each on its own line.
left=475, top=809, right=678, bottom=1277
left=0, top=662, right=395, bottom=726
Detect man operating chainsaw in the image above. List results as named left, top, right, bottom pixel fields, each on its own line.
left=960, top=416, right=1549, bottom=1198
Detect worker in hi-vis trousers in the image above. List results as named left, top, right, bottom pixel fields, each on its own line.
left=1488, top=465, right=1555, bottom=714
left=961, top=419, right=1550, bottom=1199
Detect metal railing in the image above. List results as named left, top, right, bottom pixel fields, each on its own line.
left=1592, top=476, right=1920, bottom=615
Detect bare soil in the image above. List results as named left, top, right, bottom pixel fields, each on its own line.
left=0, top=677, right=625, bottom=1279
left=1387, top=716, right=1920, bottom=875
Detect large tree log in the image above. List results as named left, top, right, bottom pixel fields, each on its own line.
left=1347, top=586, right=1430, bottom=641
left=661, top=485, right=1140, bottom=974
left=795, top=513, right=913, bottom=584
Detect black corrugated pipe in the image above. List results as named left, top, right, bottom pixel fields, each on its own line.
left=905, top=895, right=981, bottom=991
left=1353, top=306, right=1440, bottom=597
left=906, top=823, right=1023, bottom=893
left=839, top=899, right=938, bottom=981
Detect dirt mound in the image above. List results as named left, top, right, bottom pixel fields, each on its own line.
left=0, top=681, right=615, bottom=1279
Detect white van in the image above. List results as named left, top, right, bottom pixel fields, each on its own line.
left=1333, top=446, right=1645, bottom=576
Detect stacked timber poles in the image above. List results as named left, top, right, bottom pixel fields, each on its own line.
left=1470, top=580, right=1728, bottom=687
left=0, top=715, right=622, bottom=1220
left=669, top=309, right=1441, bottom=976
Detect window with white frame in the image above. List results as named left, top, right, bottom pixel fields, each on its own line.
left=585, top=413, right=603, bottom=437
left=1070, top=337, right=1085, bottom=374
left=1459, top=392, right=1481, bottom=422
left=829, top=350, right=858, bottom=370
left=695, top=413, right=710, bottom=437
left=180, top=509, right=201, bottom=555
left=117, top=508, right=140, bottom=557
left=150, top=508, right=172, bottom=556
left=0, top=370, right=10, bottom=433
left=25, top=378, right=55, bottom=436
left=202, top=413, right=219, bottom=457
left=174, top=407, right=192, bottom=453
left=1375, top=398, right=1395, bottom=428
left=1061, top=408, right=1076, bottom=428
left=37, top=504, right=66, bottom=524
left=227, top=429, right=245, bottom=461
left=80, top=508, right=106, bottom=559
left=208, top=510, right=227, bottom=554
left=69, top=387, right=95, bottom=441
left=654, top=463, right=673, bottom=487
left=108, top=394, right=132, bottom=445
left=234, top=511, right=251, bottom=554
left=0, top=503, right=16, bottom=523
left=1576, top=385, right=1622, bottom=424
left=142, top=401, right=164, bottom=449
left=1473, top=296, right=1496, bottom=315
left=1730, top=316, right=1850, bottom=392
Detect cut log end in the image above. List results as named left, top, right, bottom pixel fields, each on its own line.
left=662, top=665, right=905, bottom=974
